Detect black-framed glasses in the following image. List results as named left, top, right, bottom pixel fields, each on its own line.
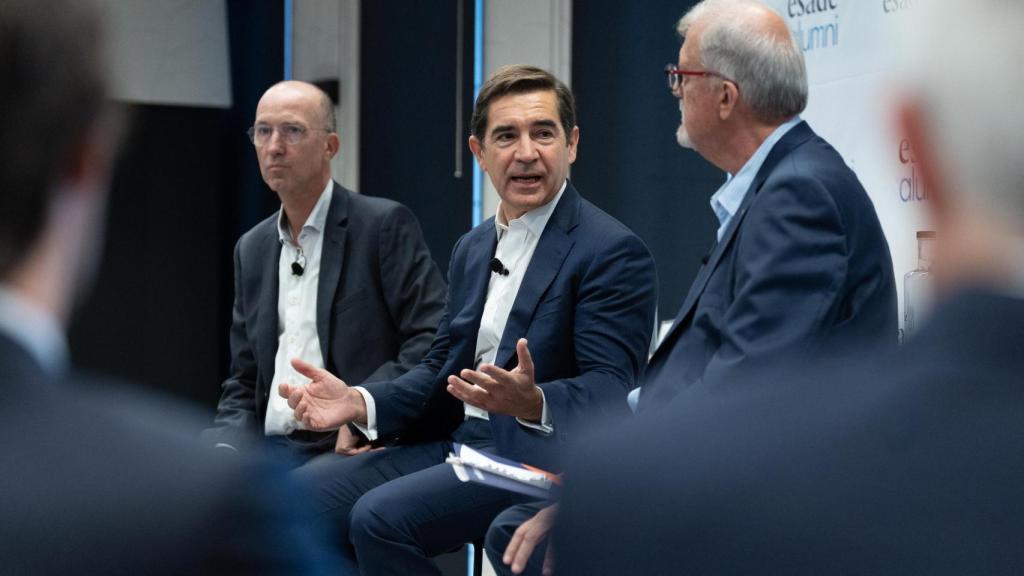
left=247, top=123, right=330, bottom=146
left=664, top=64, right=734, bottom=92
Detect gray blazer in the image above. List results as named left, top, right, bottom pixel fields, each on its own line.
left=210, top=182, right=446, bottom=448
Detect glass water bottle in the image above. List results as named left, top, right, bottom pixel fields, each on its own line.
left=903, top=231, right=936, bottom=338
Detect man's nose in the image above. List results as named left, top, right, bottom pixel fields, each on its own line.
left=266, top=129, right=287, bottom=153
left=514, top=136, right=539, bottom=161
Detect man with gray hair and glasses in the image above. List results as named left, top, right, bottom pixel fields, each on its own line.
left=556, top=0, right=1024, bottom=573
left=639, top=0, right=896, bottom=407
left=485, top=1, right=896, bottom=573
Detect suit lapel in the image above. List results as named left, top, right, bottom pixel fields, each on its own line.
left=652, top=122, right=815, bottom=361
left=494, top=184, right=579, bottom=368
left=256, top=223, right=282, bottom=382
left=316, top=183, right=349, bottom=366
left=459, top=223, right=498, bottom=343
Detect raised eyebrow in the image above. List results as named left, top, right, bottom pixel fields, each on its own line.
left=531, top=119, right=559, bottom=131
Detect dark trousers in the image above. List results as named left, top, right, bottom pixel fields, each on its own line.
left=292, top=419, right=529, bottom=575
left=485, top=501, right=550, bottom=576
left=262, top=430, right=336, bottom=468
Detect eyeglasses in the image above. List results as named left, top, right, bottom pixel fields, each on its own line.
left=664, top=64, right=734, bottom=92
left=246, top=123, right=330, bottom=146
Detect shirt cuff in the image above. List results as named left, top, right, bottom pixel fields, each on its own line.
left=516, top=387, right=553, bottom=435
left=352, top=386, right=378, bottom=441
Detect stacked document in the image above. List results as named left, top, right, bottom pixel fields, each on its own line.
left=446, top=443, right=561, bottom=500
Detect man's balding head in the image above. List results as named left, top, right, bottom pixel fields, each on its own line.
left=252, top=81, right=339, bottom=199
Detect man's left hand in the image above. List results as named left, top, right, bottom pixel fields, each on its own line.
left=446, top=338, right=543, bottom=421
left=504, top=504, right=558, bottom=576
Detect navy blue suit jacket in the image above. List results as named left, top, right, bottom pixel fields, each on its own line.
left=362, top=182, right=657, bottom=470
left=556, top=289, right=1024, bottom=574
left=641, top=121, right=896, bottom=407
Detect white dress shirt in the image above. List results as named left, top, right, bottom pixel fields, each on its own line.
left=263, top=180, right=334, bottom=436
left=354, top=182, right=566, bottom=440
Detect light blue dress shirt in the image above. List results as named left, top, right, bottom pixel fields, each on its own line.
left=709, top=116, right=803, bottom=241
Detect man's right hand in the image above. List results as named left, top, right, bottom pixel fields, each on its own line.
left=278, top=359, right=367, bottom=431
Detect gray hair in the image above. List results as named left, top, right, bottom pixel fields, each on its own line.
left=908, top=0, right=1024, bottom=231
left=677, top=0, right=807, bottom=123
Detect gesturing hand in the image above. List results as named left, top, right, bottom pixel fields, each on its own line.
left=446, top=338, right=544, bottom=421
left=278, top=358, right=367, bottom=431
left=504, top=504, right=558, bottom=576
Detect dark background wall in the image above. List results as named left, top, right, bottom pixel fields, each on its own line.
left=359, top=0, right=475, bottom=274
left=572, top=0, right=722, bottom=320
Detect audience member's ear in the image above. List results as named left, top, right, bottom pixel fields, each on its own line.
left=62, top=120, right=117, bottom=197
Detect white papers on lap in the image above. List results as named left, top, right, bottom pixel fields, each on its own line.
left=446, top=443, right=558, bottom=500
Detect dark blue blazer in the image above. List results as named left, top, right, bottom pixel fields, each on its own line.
left=362, top=182, right=657, bottom=470
left=641, top=121, right=896, bottom=407
left=555, top=289, right=1024, bottom=575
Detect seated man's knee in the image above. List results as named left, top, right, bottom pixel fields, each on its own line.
left=349, top=488, right=402, bottom=547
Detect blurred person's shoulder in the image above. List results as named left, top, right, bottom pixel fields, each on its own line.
left=1, top=370, right=339, bottom=575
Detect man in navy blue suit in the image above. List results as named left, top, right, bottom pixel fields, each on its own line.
left=641, top=0, right=896, bottom=408
left=279, top=64, right=657, bottom=575
left=486, top=1, right=897, bottom=573
left=555, top=0, right=1024, bottom=573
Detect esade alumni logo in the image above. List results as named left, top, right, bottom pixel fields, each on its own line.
left=897, top=138, right=928, bottom=203
left=788, top=0, right=838, bottom=17
left=883, top=0, right=916, bottom=14
left=788, top=0, right=840, bottom=52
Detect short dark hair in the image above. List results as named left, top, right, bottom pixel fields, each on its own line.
left=470, top=64, right=576, bottom=145
left=0, top=0, right=106, bottom=279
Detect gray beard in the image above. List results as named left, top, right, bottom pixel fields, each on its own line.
left=676, top=102, right=693, bottom=149
left=676, top=122, right=694, bottom=149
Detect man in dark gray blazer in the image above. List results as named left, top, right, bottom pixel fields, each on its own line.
left=556, top=0, right=1024, bottom=573
left=208, top=81, right=447, bottom=460
left=0, top=1, right=336, bottom=572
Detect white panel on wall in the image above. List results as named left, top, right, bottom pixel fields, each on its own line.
left=293, top=0, right=360, bottom=192
left=764, top=0, right=926, bottom=332
left=100, top=0, right=232, bottom=108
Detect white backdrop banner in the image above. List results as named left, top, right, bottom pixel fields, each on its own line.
left=765, top=0, right=925, bottom=331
